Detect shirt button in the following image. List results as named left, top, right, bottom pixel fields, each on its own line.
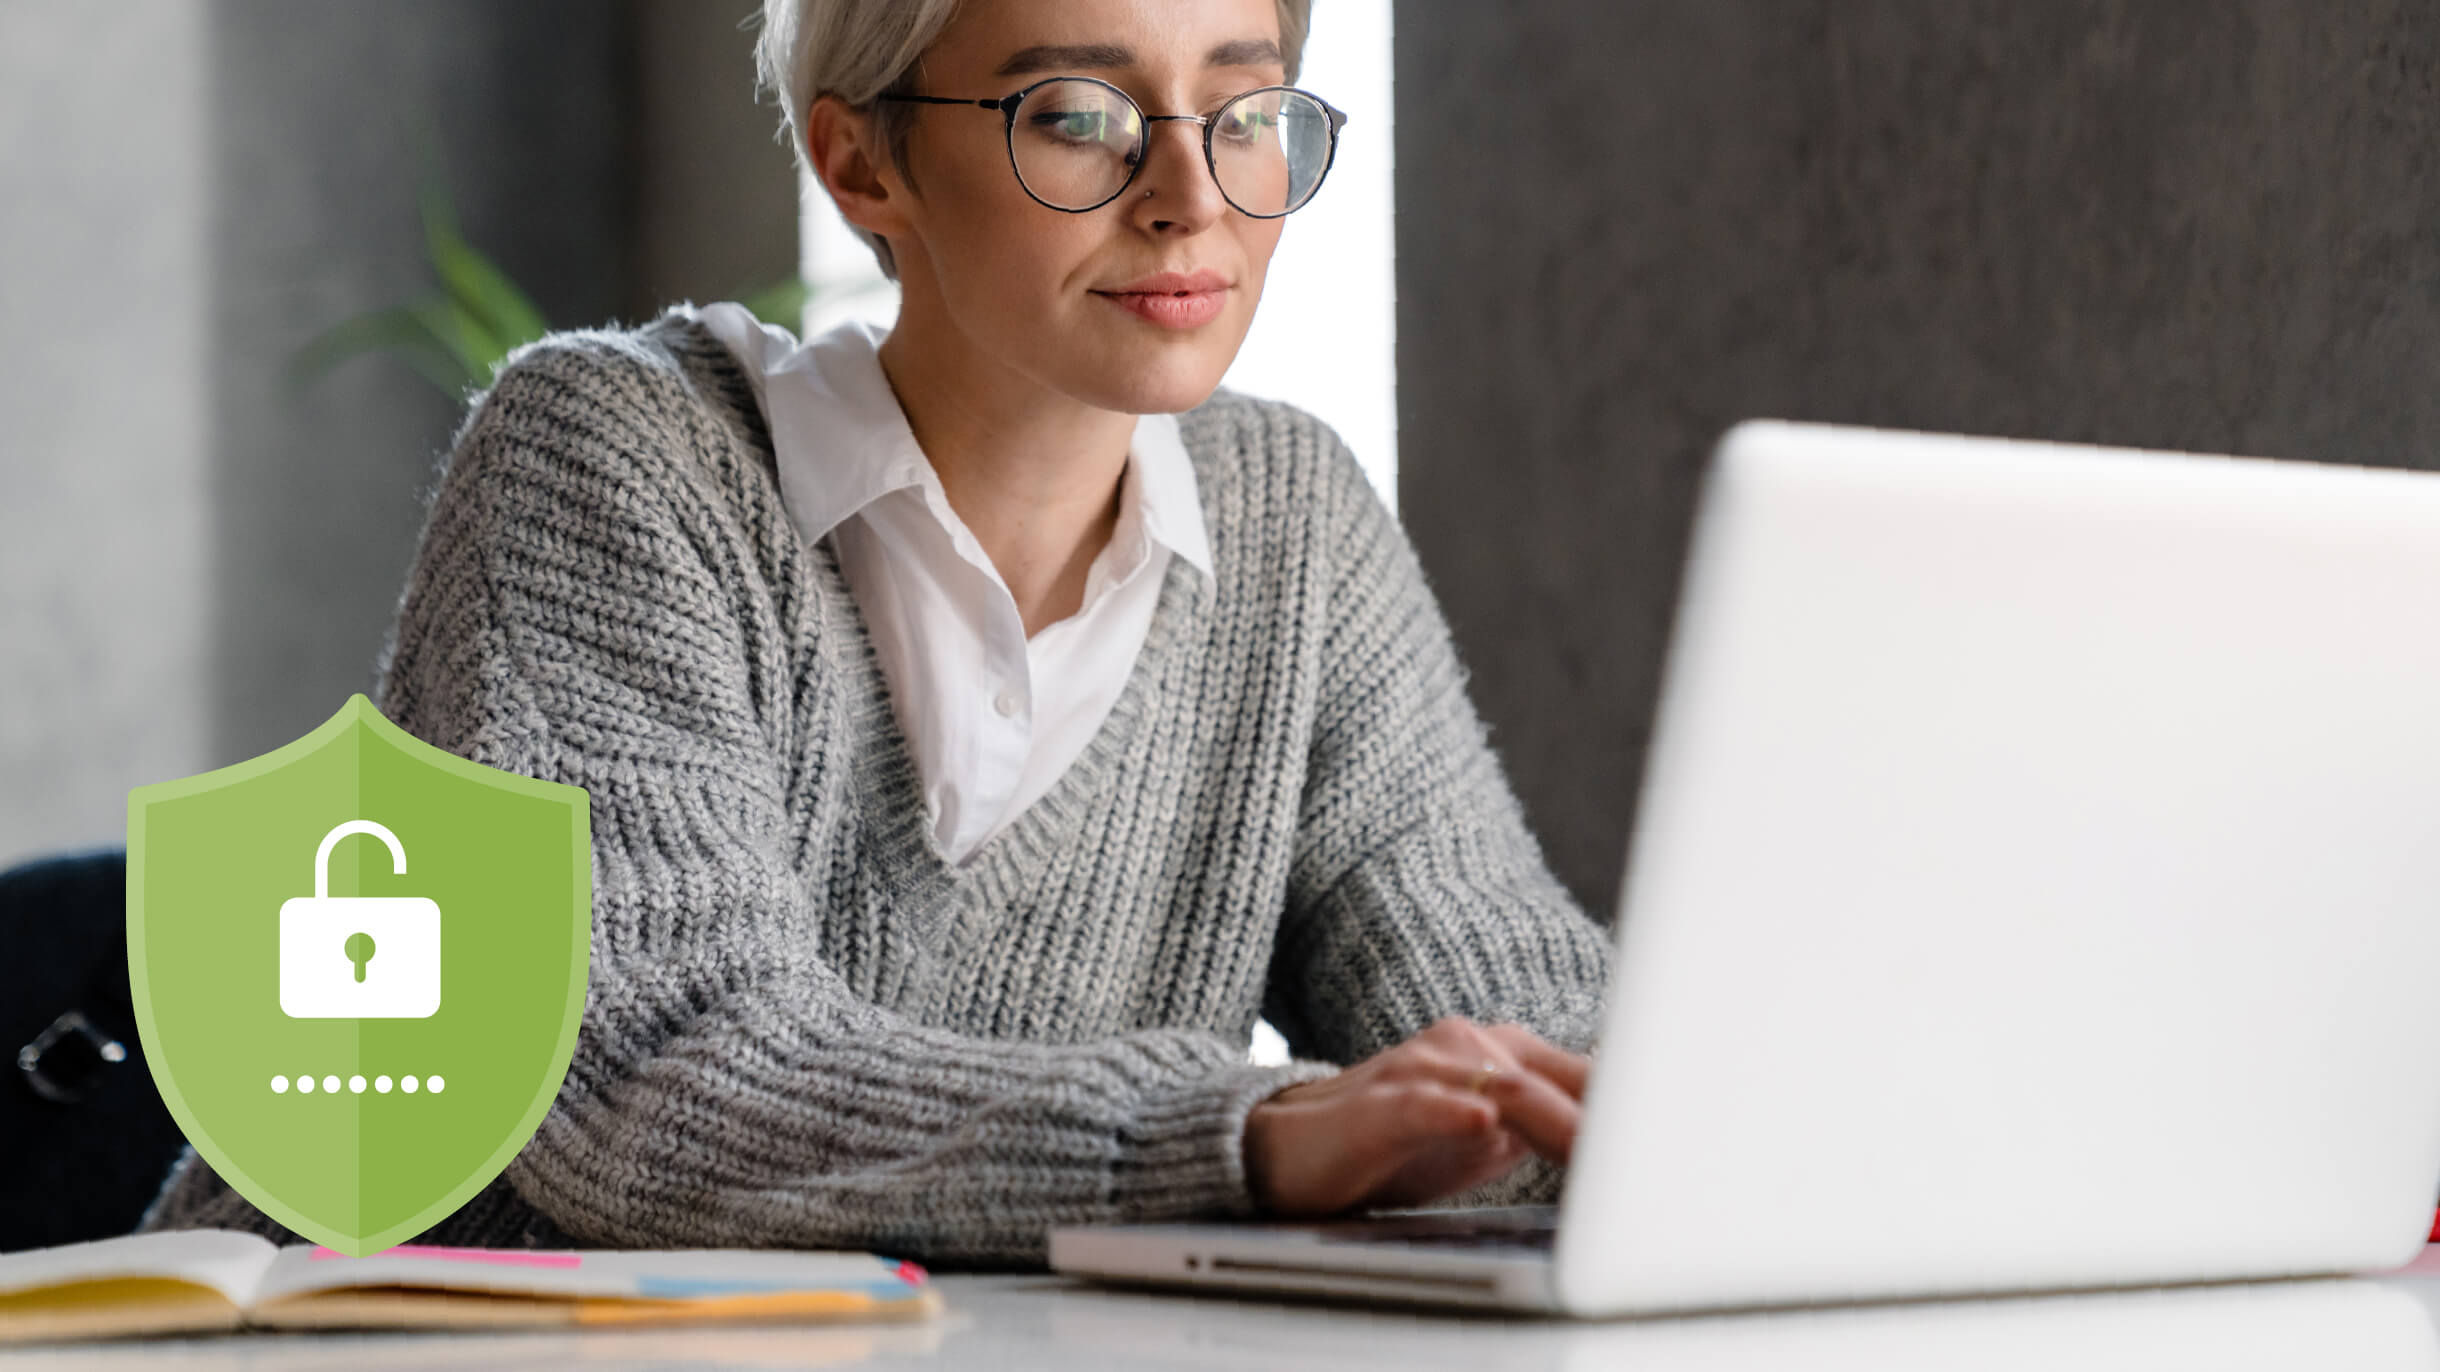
left=994, top=690, right=1020, bottom=718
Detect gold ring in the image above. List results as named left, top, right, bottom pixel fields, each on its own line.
left=1466, top=1062, right=1502, bottom=1095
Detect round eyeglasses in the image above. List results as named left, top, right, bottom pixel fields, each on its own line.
left=877, top=76, right=1349, bottom=218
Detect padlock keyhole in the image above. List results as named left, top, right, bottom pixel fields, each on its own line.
left=344, top=931, right=377, bottom=983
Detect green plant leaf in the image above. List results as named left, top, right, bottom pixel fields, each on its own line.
left=284, top=127, right=559, bottom=403
left=420, top=180, right=551, bottom=358
left=286, top=304, right=477, bottom=398
left=738, top=276, right=811, bottom=330
left=411, top=296, right=504, bottom=386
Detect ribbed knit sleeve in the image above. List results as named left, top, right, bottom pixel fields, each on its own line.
left=1267, top=418, right=1613, bottom=1201
left=370, top=339, right=1337, bottom=1263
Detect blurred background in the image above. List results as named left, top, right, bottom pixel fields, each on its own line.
left=14, top=2, right=2440, bottom=913
left=7, top=0, right=2440, bottom=1245
left=0, top=0, right=1394, bottom=874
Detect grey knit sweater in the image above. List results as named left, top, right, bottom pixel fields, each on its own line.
left=139, top=305, right=1611, bottom=1264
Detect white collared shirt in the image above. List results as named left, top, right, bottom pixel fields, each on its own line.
left=693, top=302, right=1214, bottom=865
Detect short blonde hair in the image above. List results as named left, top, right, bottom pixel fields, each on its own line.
left=754, top=0, right=1314, bottom=281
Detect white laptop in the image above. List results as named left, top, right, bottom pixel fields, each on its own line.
left=1051, top=419, right=2440, bottom=1318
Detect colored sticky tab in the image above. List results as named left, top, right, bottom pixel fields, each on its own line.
left=310, top=1244, right=583, bottom=1269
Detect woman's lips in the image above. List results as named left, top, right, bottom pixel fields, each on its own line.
left=1094, top=288, right=1226, bottom=329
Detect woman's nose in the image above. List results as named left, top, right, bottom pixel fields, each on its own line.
left=1130, top=119, right=1227, bottom=225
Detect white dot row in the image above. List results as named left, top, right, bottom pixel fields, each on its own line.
left=271, top=1074, right=445, bottom=1095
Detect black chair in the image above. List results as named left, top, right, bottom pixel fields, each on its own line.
left=0, top=847, right=188, bottom=1253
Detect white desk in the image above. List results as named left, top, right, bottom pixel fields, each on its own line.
left=13, top=1250, right=2440, bottom=1369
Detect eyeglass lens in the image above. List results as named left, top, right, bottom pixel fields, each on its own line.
left=1011, top=79, right=1335, bottom=215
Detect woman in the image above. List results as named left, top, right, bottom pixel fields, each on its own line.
left=141, top=0, right=1611, bottom=1263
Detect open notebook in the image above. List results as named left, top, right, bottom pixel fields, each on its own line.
left=0, top=1230, right=942, bottom=1344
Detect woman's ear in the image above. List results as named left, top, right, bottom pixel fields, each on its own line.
left=806, top=95, right=910, bottom=242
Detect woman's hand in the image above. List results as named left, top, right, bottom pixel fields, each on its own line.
left=1241, top=1016, right=1591, bottom=1217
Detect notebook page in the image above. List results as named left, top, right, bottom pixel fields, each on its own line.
left=251, top=1244, right=926, bottom=1304
left=0, top=1230, right=278, bottom=1305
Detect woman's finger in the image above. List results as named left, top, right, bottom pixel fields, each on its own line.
left=1302, top=1079, right=1508, bottom=1211
left=1405, top=1027, right=1580, bottom=1164
left=1485, top=1022, right=1592, bottom=1100
left=1249, top=1021, right=1587, bottom=1215
left=1388, top=1037, right=1505, bottom=1092
left=1479, top=1060, right=1582, bottom=1165
left=1384, top=1076, right=1501, bottom=1142
left=1364, top=1084, right=1537, bottom=1208
left=1409, top=1021, right=1530, bottom=1096
left=1425, top=1022, right=1585, bottom=1116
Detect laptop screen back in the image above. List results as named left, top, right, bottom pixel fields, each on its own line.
left=1556, top=421, right=2440, bottom=1316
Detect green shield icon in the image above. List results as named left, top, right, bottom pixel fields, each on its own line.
left=126, top=693, right=590, bottom=1255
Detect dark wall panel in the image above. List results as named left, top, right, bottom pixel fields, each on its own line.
left=1395, top=2, right=2440, bottom=914
left=202, top=1, right=791, bottom=767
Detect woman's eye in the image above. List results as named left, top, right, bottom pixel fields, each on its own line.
left=1217, top=110, right=1276, bottom=145
left=1031, top=109, right=1110, bottom=142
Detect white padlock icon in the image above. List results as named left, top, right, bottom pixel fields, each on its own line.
left=278, top=820, right=441, bottom=1019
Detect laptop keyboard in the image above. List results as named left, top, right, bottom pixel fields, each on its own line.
left=1304, top=1206, right=1560, bottom=1252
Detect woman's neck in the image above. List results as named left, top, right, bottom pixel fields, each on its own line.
left=875, top=314, right=1133, bottom=639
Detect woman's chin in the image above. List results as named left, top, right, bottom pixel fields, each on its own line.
left=1073, top=366, right=1231, bottom=417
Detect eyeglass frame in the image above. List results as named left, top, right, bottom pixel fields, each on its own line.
left=874, top=75, right=1350, bottom=218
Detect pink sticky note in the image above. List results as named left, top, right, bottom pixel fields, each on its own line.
left=311, top=1243, right=583, bottom=1269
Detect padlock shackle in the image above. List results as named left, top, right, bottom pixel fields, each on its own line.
left=314, top=820, right=407, bottom=900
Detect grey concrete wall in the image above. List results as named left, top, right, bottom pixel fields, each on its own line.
left=1, top=1, right=214, bottom=868
left=2, top=1, right=792, bottom=870
left=628, top=0, right=802, bottom=322
left=1394, top=2, right=2440, bottom=916
left=201, top=0, right=635, bottom=769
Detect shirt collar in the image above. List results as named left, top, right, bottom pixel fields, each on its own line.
left=1126, top=408, right=1215, bottom=585
left=692, top=302, right=1213, bottom=588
